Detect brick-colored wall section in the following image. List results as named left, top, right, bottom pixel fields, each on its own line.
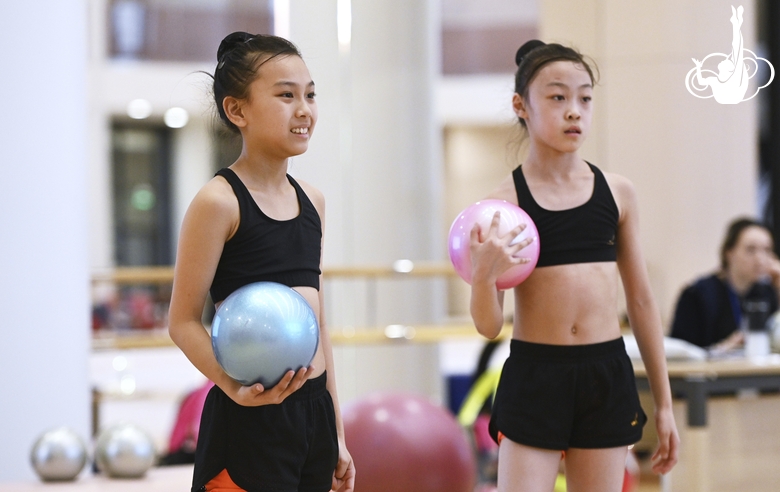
left=442, top=24, right=538, bottom=75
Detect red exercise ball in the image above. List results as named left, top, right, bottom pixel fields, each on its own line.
left=343, top=393, right=476, bottom=492
left=622, top=450, right=640, bottom=492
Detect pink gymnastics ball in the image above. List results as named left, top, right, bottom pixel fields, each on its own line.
left=448, top=199, right=540, bottom=290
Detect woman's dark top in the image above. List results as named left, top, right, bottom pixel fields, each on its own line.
left=209, top=168, right=322, bottom=303
left=513, top=162, right=619, bottom=267
left=670, top=273, right=778, bottom=348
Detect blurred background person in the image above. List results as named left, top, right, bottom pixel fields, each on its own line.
left=669, top=217, right=780, bottom=350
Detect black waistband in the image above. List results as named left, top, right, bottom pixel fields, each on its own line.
left=509, top=337, right=626, bottom=361
left=284, top=371, right=328, bottom=401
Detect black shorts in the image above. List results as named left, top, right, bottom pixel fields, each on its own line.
left=489, top=337, right=647, bottom=450
left=192, top=372, right=339, bottom=492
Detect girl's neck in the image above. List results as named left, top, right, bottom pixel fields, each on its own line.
left=523, top=144, right=583, bottom=177
left=231, top=147, right=290, bottom=190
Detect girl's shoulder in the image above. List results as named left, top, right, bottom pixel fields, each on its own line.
left=179, top=175, right=240, bottom=245
left=601, top=169, right=636, bottom=200
left=293, top=178, right=325, bottom=214
left=600, top=169, right=640, bottom=221
left=484, top=173, right=519, bottom=205
left=188, top=174, right=240, bottom=219
left=294, top=178, right=323, bottom=200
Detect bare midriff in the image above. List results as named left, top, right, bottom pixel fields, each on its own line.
left=293, top=285, right=326, bottom=379
left=512, top=262, right=622, bottom=345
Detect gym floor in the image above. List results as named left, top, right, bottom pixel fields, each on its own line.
left=3, top=465, right=662, bottom=491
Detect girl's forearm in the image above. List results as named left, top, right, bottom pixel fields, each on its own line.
left=320, top=324, right=345, bottom=438
left=169, top=320, right=239, bottom=396
left=629, top=305, right=673, bottom=410
left=470, top=281, right=505, bottom=339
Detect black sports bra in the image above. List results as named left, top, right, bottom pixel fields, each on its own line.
left=513, top=162, right=619, bottom=267
left=209, top=168, right=322, bottom=303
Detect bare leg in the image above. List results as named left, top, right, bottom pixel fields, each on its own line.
left=497, top=439, right=561, bottom=492
left=564, top=447, right=628, bottom=492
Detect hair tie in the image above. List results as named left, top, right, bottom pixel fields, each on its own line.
left=216, top=31, right=255, bottom=69
left=515, top=39, right=547, bottom=67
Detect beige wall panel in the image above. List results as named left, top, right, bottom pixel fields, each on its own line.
left=605, top=59, right=757, bottom=323
left=539, top=0, right=599, bottom=55
left=601, top=0, right=755, bottom=60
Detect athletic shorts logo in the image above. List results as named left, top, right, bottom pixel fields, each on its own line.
left=685, top=5, right=774, bottom=104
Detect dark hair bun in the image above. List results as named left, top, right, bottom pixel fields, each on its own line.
left=217, top=31, right=254, bottom=61
left=515, top=39, right=547, bottom=66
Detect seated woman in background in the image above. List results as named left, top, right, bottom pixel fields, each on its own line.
left=670, top=217, right=780, bottom=350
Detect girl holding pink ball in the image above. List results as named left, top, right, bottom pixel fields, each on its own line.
left=465, top=40, right=679, bottom=491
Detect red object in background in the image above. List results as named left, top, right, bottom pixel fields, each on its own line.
left=343, top=393, right=476, bottom=492
left=168, top=381, right=214, bottom=454
left=473, top=414, right=498, bottom=453
left=92, top=304, right=111, bottom=330
left=129, top=290, right=157, bottom=329
left=622, top=450, right=640, bottom=492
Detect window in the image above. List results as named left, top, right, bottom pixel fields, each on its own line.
left=112, top=123, right=173, bottom=266
left=109, top=0, right=273, bottom=62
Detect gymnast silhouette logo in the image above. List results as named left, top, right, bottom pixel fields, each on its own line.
left=685, top=5, right=774, bottom=104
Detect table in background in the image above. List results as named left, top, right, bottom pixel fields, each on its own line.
left=633, top=354, right=780, bottom=492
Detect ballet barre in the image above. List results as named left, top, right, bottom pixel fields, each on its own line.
left=92, top=324, right=509, bottom=350
left=91, top=261, right=458, bottom=285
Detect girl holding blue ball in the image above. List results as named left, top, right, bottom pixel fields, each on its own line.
left=468, top=40, right=679, bottom=491
left=168, top=33, right=354, bottom=492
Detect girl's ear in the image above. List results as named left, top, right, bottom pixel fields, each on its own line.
left=223, top=96, right=247, bottom=129
left=512, top=93, right=528, bottom=120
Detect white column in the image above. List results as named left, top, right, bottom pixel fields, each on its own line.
left=0, top=0, right=91, bottom=483
left=287, top=0, right=345, bottom=264
left=289, top=0, right=445, bottom=327
left=287, top=0, right=446, bottom=404
left=349, top=0, right=442, bottom=264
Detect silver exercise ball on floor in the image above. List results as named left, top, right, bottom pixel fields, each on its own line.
left=95, top=423, right=156, bottom=478
left=30, top=427, right=87, bottom=482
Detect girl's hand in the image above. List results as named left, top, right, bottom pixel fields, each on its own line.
left=651, top=406, right=680, bottom=475
left=229, top=366, right=314, bottom=406
left=469, top=211, right=535, bottom=285
left=710, top=330, right=744, bottom=354
left=331, top=438, right=355, bottom=492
